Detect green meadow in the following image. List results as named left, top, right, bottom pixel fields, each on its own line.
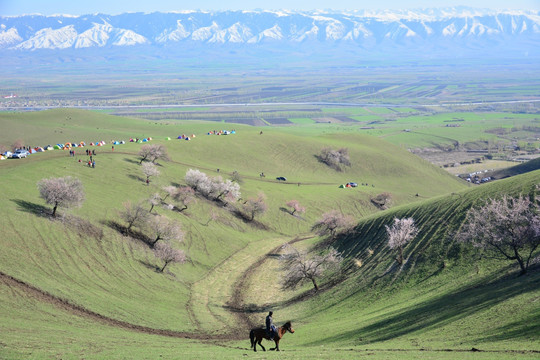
left=0, top=109, right=538, bottom=359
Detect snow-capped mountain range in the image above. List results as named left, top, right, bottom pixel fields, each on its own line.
left=1, top=8, right=539, bottom=57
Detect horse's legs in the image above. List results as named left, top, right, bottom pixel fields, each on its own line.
left=270, top=339, right=280, bottom=351
left=258, top=339, right=266, bottom=351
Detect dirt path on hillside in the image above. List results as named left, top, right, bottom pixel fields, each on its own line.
left=0, top=270, right=228, bottom=341
left=11, top=149, right=338, bottom=186
left=228, top=234, right=314, bottom=329
left=0, top=235, right=308, bottom=342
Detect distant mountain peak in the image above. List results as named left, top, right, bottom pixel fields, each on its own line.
left=0, top=8, right=537, bottom=57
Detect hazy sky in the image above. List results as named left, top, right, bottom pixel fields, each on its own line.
left=1, top=0, right=538, bottom=16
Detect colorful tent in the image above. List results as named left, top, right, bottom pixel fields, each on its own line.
left=339, top=184, right=345, bottom=188
left=166, top=137, right=171, bottom=140
left=45, top=146, right=54, bottom=151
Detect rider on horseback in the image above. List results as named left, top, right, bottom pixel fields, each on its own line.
left=266, top=311, right=276, bottom=340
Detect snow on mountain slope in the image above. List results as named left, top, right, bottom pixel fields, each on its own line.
left=0, top=26, right=22, bottom=47
left=156, top=20, right=190, bottom=42
left=0, top=8, right=538, bottom=51
left=75, top=22, right=112, bottom=48
left=15, top=25, right=77, bottom=49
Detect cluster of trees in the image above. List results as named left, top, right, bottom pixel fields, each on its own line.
left=161, top=185, right=196, bottom=212
left=185, top=169, right=240, bottom=203
left=36, top=158, right=540, bottom=289
left=36, top=174, right=186, bottom=273
left=383, top=193, right=540, bottom=276
left=119, top=201, right=186, bottom=272
left=317, top=147, right=351, bottom=171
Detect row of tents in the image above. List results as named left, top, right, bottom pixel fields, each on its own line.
left=0, top=138, right=155, bottom=159
left=207, top=130, right=236, bottom=135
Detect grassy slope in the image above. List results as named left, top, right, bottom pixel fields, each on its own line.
left=5, top=109, right=537, bottom=359
left=489, top=157, right=540, bottom=179
left=241, top=171, right=540, bottom=355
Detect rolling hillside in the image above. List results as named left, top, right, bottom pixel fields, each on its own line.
left=1, top=109, right=538, bottom=359
left=238, top=170, right=540, bottom=357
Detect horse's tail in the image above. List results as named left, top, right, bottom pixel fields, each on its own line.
left=249, top=329, right=255, bottom=348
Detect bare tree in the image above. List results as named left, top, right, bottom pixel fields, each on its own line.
left=286, top=200, right=306, bottom=216
left=161, top=186, right=176, bottom=202
left=146, top=215, right=184, bottom=247
left=119, top=201, right=150, bottom=233
left=280, top=244, right=342, bottom=291
left=230, top=170, right=243, bottom=184
left=317, top=147, right=351, bottom=171
left=142, top=162, right=160, bottom=185
left=37, top=176, right=85, bottom=217
left=148, top=193, right=162, bottom=213
left=171, top=186, right=196, bottom=212
left=371, top=192, right=393, bottom=210
left=154, top=242, right=187, bottom=272
left=242, top=192, right=268, bottom=221
left=385, top=217, right=419, bottom=264
left=458, top=195, right=540, bottom=275
left=311, top=210, right=354, bottom=237
left=138, top=144, right=169, bottom=165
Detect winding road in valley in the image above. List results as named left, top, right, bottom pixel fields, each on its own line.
left=3, top=99, right=540, bottom=112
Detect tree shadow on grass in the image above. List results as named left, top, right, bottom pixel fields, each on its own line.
left=137, top=259, right=161, bottom=272
left=127, top=174, right=145, bottom=183
left=102, top=220, right=152, bottom=247
left=279, top=207, right=292, bottom=215
left=305, top=267, right=540, bottom=346
left=11, top=199, right=50, bottom=218
left=279, top=207, right=306, bottom=221
left=124, top=158, right=140, bottom=165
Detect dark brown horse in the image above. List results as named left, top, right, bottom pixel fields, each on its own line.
left=249, top=321, right=294, bottom=352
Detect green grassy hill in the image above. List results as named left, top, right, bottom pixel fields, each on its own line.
left=239, top=171, right=540, bottom=357
left=0, top=109, right=537, bottom=359
left=489, top=157, right=540, bottom=180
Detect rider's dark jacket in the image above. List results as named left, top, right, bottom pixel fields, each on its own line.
left=266, top=315, right=273, bottom=333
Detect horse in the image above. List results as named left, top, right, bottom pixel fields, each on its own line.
left=249, top=321, right=294, bottom=352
